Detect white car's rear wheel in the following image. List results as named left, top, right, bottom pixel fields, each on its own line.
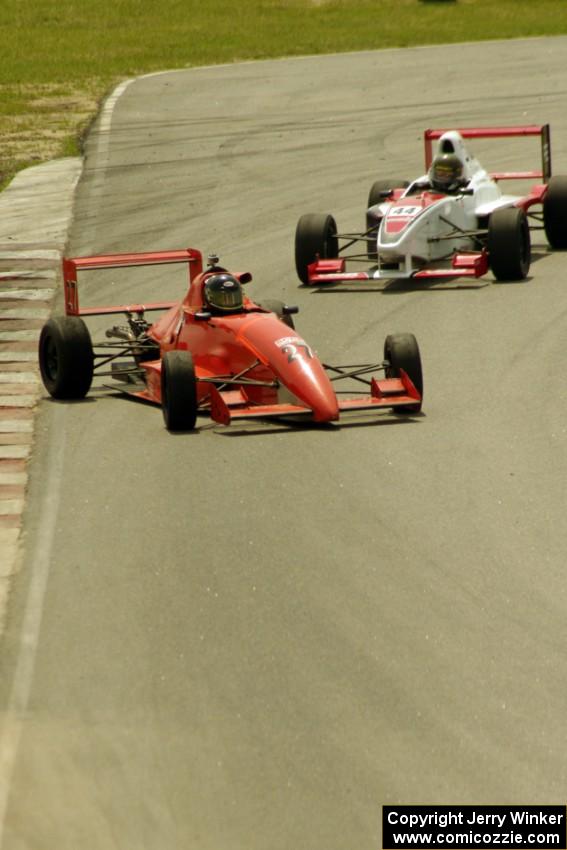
left=543, top=176, right=567, bottom=249
left=488, top=207, right=531, bottom=281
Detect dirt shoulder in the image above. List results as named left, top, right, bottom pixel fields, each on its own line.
left=0, top=82, right=106, bottom=190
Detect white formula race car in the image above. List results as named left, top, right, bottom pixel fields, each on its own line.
left=295, top=125, right=567, bottom=285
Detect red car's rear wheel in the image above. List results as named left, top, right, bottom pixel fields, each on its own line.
left=38, top=316, right=94, bottom=399
left=257, top=299, right=295, bottom=330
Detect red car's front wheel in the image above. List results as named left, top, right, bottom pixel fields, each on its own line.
left=161, top=350, right=198, bottom=432
left=384, top=333, right=423, bottom=414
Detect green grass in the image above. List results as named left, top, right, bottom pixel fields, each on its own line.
left=1, top=0, right=567, bottom=187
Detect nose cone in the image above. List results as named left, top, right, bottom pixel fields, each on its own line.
left=305, top=369, right=339, bottom=422
left=282, top=354, right=339, bottom=422
left=238, top=315, right=339, bottom=422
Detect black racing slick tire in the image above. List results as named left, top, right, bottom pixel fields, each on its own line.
left=543, top=175, right=567, bottom=249
left=161, top=350, right=198, bottom=432
left=366, top=179, right=409, bottom=261
left=384, top=332, right=423, bottom=413
left=38, top=315, right=94, bottom=399
left=367, top=179, right=410, bottom=209
left=488, top=207, right=531, bottom=281
left=294, top=213, right=338, bottom=285
left=257, top=299, right=296, bottom=330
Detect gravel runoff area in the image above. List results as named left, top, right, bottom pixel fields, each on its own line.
left=0, top=157, right=82, bottom=622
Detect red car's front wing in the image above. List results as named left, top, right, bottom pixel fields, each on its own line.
left=207, top=373, right=421, bottom=425
left=126, top=369, right=421, bottom=425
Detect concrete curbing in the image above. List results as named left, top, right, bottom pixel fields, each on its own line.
left=0, top=157, right=82, bottom=591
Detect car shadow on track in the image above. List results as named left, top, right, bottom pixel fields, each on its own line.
left=215, top=412, right=425, bottom=438
left=41, top=396, right=97, bottom=406
left=41, top=393, right=423, bottom=437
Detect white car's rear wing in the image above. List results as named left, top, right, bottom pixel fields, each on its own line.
left=423, top=124, right=551, bottom=183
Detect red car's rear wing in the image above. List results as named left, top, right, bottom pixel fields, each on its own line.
left=62, top=248, right=204, bottom=316
left=424, top=124, right=551, bottom=183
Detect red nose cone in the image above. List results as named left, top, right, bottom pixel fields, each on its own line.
left=238, top=316, right=339, bottom=422
left=273, top=346, right=340, bottom=422
left=308, top=375, right=340, bottom=422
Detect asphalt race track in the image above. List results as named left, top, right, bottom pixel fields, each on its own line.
left=1, top=37, right=567, bottom=849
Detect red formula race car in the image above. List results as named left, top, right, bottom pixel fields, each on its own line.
left=38, top=248, right=423, bottom=431
left=295, top=124, right=567, bottom=286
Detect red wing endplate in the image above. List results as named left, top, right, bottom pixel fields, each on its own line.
left=339, top=373, right=421, bottom=411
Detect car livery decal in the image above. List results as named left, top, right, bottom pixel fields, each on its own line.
left=275, top=336, right=314, bottom=363
left=384, top=204, right=423, bottom=235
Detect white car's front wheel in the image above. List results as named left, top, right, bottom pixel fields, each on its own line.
left=294, top=213, right=338, bottom=284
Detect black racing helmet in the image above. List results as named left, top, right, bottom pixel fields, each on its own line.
left=429, top=153, right=464, bottom=191
left=204, top=273, right=243, bottom=313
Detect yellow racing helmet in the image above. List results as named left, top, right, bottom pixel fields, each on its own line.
left=429, top=153, right=464, bottom=192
